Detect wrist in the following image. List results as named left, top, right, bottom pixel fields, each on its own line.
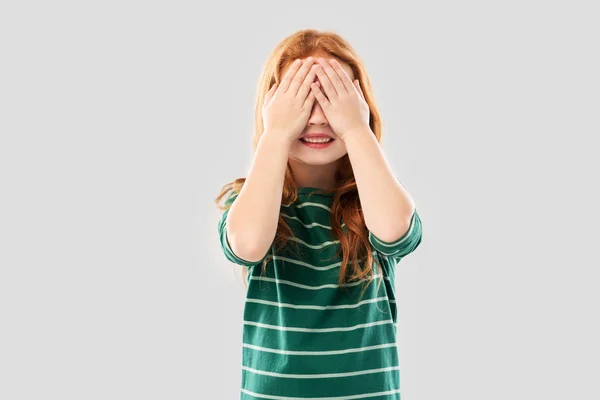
left=342, top=125, right=373, bottom=142
left=260, top=130, right=295, bottom=150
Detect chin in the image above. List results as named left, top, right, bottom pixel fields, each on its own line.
left=289, top=149, right=347, bottom=166
left=288, top=138, right=346, bottom=165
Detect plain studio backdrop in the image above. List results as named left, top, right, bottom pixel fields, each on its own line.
left=1, top=1, right=598, bottom=399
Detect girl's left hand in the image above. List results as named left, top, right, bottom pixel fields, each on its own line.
left=310, top=58, right=370, bottom=141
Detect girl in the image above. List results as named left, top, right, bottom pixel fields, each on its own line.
left=215, top=29, right=422, bottom=400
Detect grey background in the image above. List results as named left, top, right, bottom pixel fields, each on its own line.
left=1, top=1, right=598, bottom=399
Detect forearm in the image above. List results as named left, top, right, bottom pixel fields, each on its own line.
left=226, top=130, right=292, bottom=261
left=344, top=128, right=416, bottom=242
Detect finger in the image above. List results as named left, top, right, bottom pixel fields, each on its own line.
left=288, top=57, right=315, bottom=94
left=310, top=82, right=330, bottom=109
left=313, top=64, right=337, bottom=100
left=302, top=87, right=316, bottom=110
left=279, top=58, right=303, bottom=93
left=296, top=63, right=319, bottom=99
left=317, top=58, right=346, bottom=95
left=354, top=79, right=365, bottom=100
left=328, top=58, right=355, bottom=94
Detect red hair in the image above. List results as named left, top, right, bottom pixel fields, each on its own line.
left=215, top=29, right=385, bottom=300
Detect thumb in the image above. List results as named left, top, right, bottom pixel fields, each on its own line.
left=354, top=79, right=364, bottom=99
left=264, top=83, right=277, bottom=107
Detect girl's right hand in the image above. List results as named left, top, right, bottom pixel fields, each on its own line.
left=262, top=57, right=319, bottom=142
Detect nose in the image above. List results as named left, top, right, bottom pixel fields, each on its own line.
left=307, top=101, right=328, bottom=126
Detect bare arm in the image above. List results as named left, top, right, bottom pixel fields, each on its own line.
left=225, top=132, right=293, bottom=263
left=224, top=57, right=318, bottom=264
left=344, top=128, right=415, bottom=242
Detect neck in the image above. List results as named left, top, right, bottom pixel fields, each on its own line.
left=288, top=159, right=338, bottom=189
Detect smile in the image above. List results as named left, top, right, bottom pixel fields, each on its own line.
left=299, top=138, right=334, bottom=148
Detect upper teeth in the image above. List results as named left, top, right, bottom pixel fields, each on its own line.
left=303, top=137, right=331, bottom=143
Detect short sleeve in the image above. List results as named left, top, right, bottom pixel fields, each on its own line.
left=217, top=191, right=269, bottom=267
left=368, top=208, right=422, bottom=262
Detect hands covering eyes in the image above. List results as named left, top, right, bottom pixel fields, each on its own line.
left=262, top=56, right=370, bottom=143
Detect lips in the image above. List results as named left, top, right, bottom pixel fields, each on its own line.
left=300, top=138, right=334, bottom=148
left=299, top=133, right=333, bottom=139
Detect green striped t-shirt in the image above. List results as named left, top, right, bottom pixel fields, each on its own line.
left=217, top=186, right=422, bottom=399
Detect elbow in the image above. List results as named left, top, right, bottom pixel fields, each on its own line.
left=369, top=208, right=414, bottom=243
left=227, top=226, right=269, bottom=264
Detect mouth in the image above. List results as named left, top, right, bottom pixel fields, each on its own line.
left=299, top=136, right=335, bottom=148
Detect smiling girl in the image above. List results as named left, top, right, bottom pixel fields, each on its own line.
left=215, top=29, right=422, bottom=399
